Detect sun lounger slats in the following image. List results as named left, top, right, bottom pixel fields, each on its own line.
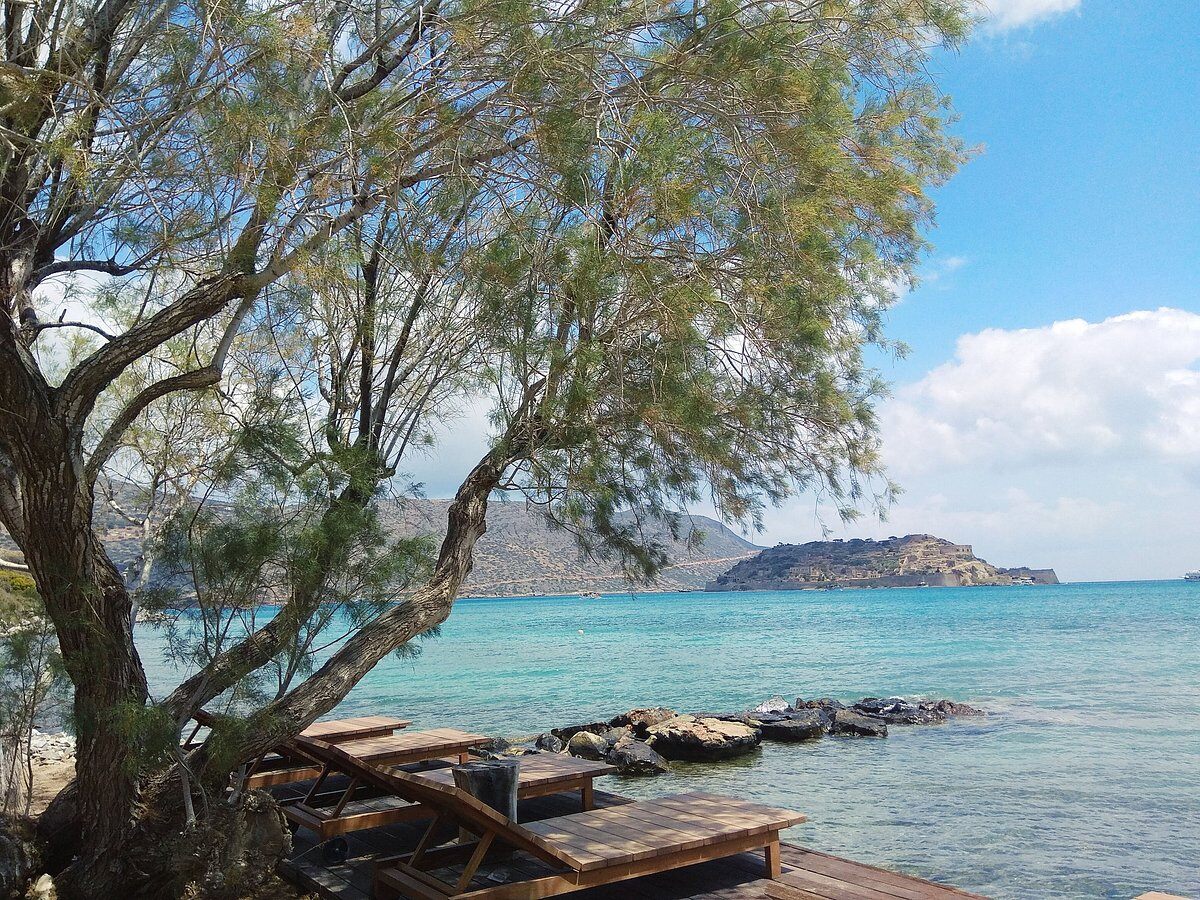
left=186, top=708, right=412, bottom=789
left=523, top=794, right=805, bottom=872
left=410, top=754, right=612, bottom=791
left=303, top=716, right=412, bottom=742
left=337, top=729, right=489, bottom=766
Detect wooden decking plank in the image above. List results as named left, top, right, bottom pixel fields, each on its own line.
left=784, top=849, right=988, bottom=899
left=768, top=865, right=948, bottom=900
left=782, top=862, right=948, bottom=900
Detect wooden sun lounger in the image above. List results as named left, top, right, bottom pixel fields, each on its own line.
left=183, top=708, right=413, bottom=789
left=284, top=741, right=614, bottom=847
left=300, top=740, right=807, bottom=899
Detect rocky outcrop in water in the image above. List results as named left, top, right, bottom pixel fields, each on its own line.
left=492, top=695, right=986, bottom=778
left=756, top=710, right=829, bottom=742
left=831, top=709, right=888, bottom=737
left=645, top=715, right=761, bottom=761
left=608, top=735, right=669, bottom=775
left=610, top=707, right=677, bottom=736
left=565, top=731, right=609, bottom=760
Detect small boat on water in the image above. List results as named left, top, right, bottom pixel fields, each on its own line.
left=1184, top=572, right=1200, bottom=581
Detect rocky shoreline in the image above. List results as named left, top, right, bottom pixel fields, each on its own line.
left=19, top=695, right=985, bottom=784
left=479, top=694, right=986, bottom=776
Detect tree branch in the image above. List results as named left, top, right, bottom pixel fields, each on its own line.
left=0, top=440, right=25, bottom=545
left=25, top=320, right=116, bottom=342
left=56, top=274, right=245, bottom=425
left=86, top=366, right=221, bottom=482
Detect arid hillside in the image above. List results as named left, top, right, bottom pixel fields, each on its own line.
left=380, top=500, right=761, bottom=595
left=2, top=491, right=761, bottom=596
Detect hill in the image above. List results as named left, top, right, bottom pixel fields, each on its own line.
left=1, top=491, right=761, bottom=597
left=379, top=500, right=762, bottom=595
left=705, top=534, right=1058, bottom=591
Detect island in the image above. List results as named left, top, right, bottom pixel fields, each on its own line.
left=704, top=534, right=1058, bottom=591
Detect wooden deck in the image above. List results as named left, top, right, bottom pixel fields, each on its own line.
left=279, top=785, right=988, bottom=900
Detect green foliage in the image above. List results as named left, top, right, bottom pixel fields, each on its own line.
left=0, top=589, right=70, bottom=815
left=442, top=1, right=971, bottom=578
left=147, top=424, right=439, bottom=700
left=0, top=570, right=39, bottom=626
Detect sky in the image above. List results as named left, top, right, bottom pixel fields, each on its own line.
left=400, top=1, right=1200, bottom=583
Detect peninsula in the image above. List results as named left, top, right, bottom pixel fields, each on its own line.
left=705, top=534, right=1058, bottom=591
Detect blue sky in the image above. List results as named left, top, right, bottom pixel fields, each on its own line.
left=884, top=0, right=1199, bottom=381
left=406, top=1, right=1200, bottom=582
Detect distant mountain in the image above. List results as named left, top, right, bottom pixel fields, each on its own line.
left=1, top=489, right=762, bottom=596
left=379, top=500, right=762, bottom=595
left=706, top=534, right=1058, bottom=591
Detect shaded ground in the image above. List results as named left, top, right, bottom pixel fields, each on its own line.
left=29, top=759, right=73, bottom=816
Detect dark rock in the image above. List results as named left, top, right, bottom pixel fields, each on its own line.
left=928, top=699, right=986, bottom=718
left=689, top=711, right=755, bottom=724
left=646, top=715, right=761, bottom=761
left=476, top=736, right=544, bottom=758
left=854, top=697, right=943, bottom=725
left=0, top=815, right=43, bottom=900
left=831, top=709, right=887, bottom=738
left=550, top=721, right=611, bottom=742
left=758, top=710, right=827, bottom=742
left=566, top=731, right=609, bottom=760
left=600, top=726, right=632, bottom=747
left=796, top=697, right=846, bottom=712
left=607, top=736, right=669, bottom=776
left=609, top=707, right=678, bottom=737
left=745, top=712, right=790, bottom=724
left=850, top=697, right=986, bottom=725
left=534, top=733, right=564, bottom=753
left=475, top=737, right=513, bottom=757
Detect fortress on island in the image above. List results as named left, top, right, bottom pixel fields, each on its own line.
left=705, top=534, right=1058, bottom=592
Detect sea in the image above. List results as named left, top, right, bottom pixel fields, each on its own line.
left=136, top=580, right=1200, bottom=900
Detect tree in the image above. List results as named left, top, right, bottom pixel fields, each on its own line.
left=0, top=0, right=968, bottom=893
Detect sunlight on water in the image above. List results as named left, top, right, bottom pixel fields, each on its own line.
left=137, top=581, right=1200, bottom=899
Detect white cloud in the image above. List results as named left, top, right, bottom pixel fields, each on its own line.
left=759, top=308, right=1200, bottom=581
left=976, top=0, right=1080, bottom=31
left=882, top=308, right=1200, bottom=475
left=396, top=398, right=494, bottom=497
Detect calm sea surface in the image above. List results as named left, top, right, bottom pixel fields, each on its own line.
left=137, top=581, right=1200, bottom=900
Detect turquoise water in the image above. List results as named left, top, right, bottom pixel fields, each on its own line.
left=137, top=581, right=1200, bottom=899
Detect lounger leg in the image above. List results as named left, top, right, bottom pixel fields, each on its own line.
left=764, top=837, right=781, bottom=879
left=581, top=783, right=594, bottom=811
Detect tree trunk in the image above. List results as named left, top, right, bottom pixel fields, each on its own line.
left=18, top=434, right=149, bottom=899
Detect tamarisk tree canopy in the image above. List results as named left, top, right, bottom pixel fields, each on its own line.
left=0, top=0, right=969, bottom=893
